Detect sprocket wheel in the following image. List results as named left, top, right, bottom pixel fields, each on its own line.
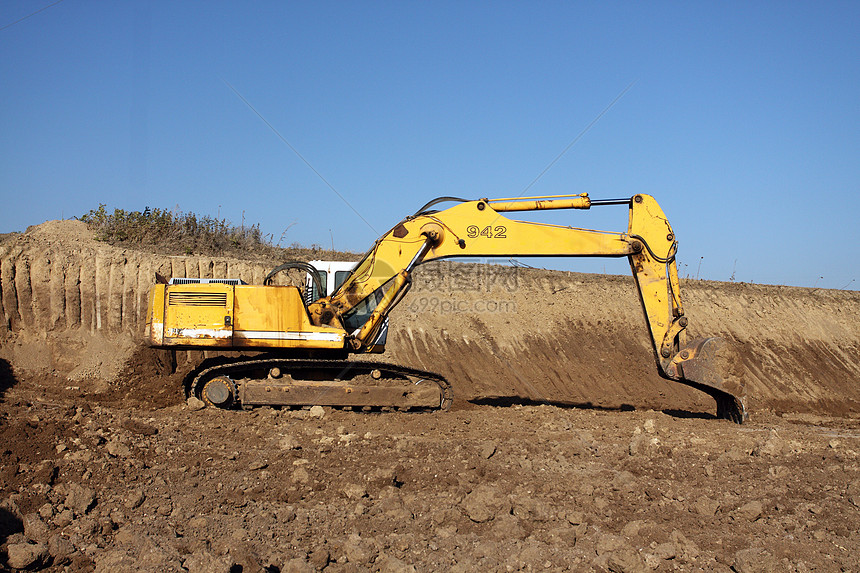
left=200, top=375, right=237, bottom=409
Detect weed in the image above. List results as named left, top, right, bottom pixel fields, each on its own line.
left=79, top=205, right=358, bottom=263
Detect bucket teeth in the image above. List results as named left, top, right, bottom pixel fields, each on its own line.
left=669, top=337, right=748, bottom=423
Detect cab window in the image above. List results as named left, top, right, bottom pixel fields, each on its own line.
left=333, top=271, right=351, bottom=293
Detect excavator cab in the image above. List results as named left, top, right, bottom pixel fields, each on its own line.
left=306, top=260, right=390, bottom=352
left=304, top=260, right=356, bottom=304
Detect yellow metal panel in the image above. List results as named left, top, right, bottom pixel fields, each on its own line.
left=233, top=285, right=305, bottom=332
left=232, top=285, right=345, bottom=349
left=145, top=285, right=166, bottom=345
left=163, top=284, right=234, bottom=346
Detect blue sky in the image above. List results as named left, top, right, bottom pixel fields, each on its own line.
left=2, top=1, right=858, bottom=289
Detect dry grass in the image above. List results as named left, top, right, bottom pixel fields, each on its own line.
left=79, top=204, right=358, bottom=263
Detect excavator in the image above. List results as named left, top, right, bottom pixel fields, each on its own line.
left=145, top=193, right=747, bottom=422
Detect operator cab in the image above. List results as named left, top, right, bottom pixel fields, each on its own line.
left=306, top=260, right=390, bottom=353
left=305, top=260, right=357, bottom=303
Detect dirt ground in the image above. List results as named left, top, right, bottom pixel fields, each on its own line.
left=2, top=382, right=859, bottom=572
left=1, top=221, right=860, bottom=572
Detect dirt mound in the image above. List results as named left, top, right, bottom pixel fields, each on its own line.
left=2, top=220, right=860, bottom=418
left=0, top=221, right=275, bottom=405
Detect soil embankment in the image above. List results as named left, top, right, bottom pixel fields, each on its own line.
left=1, top=220, right=858, bottom=418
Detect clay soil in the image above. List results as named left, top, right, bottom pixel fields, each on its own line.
left=1, top=221, right=860, bottom=572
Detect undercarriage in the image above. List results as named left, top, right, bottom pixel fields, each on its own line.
left=188, top=357, right=452, bottom=411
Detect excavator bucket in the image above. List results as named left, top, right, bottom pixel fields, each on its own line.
left=667, top=337, right=748, bottom=423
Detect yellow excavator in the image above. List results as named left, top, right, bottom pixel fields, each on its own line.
left=146, top=193, right=747, bottom=422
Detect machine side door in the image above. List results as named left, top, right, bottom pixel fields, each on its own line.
left=162, top=284, right=234, bottom=346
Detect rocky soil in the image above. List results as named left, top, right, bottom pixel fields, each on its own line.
left=2, top=389, right=859, bottom=572
left=1, top=220, right=860, bottom=571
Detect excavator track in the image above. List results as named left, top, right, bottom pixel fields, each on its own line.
left=189, top=358, right=452, bottom=412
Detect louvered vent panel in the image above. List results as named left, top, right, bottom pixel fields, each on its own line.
left=168, top=292, right=228, bottom=307
left=169, top=278, right=245, bottom=285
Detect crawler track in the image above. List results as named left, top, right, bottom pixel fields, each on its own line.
left=189, top=357, right=452, bottom=411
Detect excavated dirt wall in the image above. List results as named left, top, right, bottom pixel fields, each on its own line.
left=1, top=220, right=859, bottom=418
left=393, top=265, right=860, bottom=416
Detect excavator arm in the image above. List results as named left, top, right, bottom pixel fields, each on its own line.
left=307, top=193, right=747, bottom=422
